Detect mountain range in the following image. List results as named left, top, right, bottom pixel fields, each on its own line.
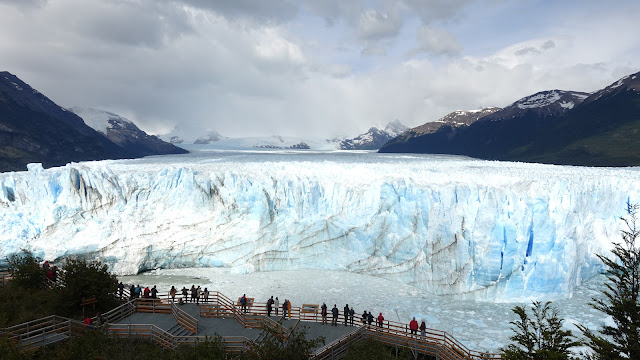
left=0, top=71, right=185, bottom=172
left=380, top=71, right=640, bottom=166
left=159, top=120, right=409, bottom=151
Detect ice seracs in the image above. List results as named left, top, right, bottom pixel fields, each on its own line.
left=0, top=151, right=637, bottom=302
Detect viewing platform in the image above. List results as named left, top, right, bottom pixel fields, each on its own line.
left=2, top=285, right=502, bottom=359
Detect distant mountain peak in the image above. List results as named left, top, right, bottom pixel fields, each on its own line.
left=69, top=106, right=134, bottom=134
left=194, top=130, right=225, bottom=144
left=340, top=120, right=409, bottom=150
left=514, top=90, right=589, bottom=111
left=69, top=107, right=187, bottom=157
left=409, top=107, right=500, bottom=136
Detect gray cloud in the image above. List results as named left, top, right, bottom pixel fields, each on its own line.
left=410, top=25, right=462, bottom=56
left=356, top=9, right=403, bottom=41
left=515, top=47, right=540, bottom=56
left=542, top=40, right=556, bottom=50
left=0, top=0, right=46, bottom=7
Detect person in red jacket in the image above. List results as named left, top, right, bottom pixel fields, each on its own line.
left=143, top=286, right=150, bottom=298
left=409, top=317, right=419, bottom=335
left=377, top=313, right=384, bottom=328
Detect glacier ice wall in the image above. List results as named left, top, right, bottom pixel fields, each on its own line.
left=1, top=154, right=638, bottom=301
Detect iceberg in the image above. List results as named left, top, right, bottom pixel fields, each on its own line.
left=0, top=151, right=638, bottom=301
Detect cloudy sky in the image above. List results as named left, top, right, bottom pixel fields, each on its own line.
left=1, top=0, right=639, bottom=138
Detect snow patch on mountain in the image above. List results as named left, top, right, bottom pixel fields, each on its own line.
left=69, top=106, right=133, bottom=135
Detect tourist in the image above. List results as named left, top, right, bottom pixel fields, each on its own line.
left=181, top=287, right=188, bottom=302
left=377, top=313, right=384, bottom=328
left=349, top=307, right=355, bottom=326
left=170, top=286, right=177, bottom=303
left=343, top=304, right=349, bottom=326
left=409, top=317, right=418, bottom=335
left=282, top=299, right=288, bottom=318
left=267, top=296, right=273, bottom=317
left=420, top=319, right=427, bottom=340
left=42, top=260, right=50, bottom=269
left=321, top=303, right=328, bottom=324
left=95, top=312, right=105, bottom=327
left=240, top=294, right=247, bottom=313
left=331, top=304, right=338, bottom=326
left=203, top=288, right=209, bottom=304
left=287, top=299, right=292, bottom=319
left=83, top=316, right=93, bottom=329
left=151, top=285, right=158, bottom=299
left=274, top=297, right=279, bottom=316
left=190, top=285, right=196, bottom=303
left=143, top=286, right=150, bottom=298
left=118, top=282, right=124, bottom=300
left=129, top=284, right=135, bottom=300
left=362, top=310, right=368, bottom=325
left=196, top=286, right=201, bottom=305
left=367, top=311, right=374, bottom=325
left=135, top=284, right=141, bottom=298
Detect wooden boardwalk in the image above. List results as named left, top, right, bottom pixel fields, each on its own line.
left=116, top=303, right=357, bottom=347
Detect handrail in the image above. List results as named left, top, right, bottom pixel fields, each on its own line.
left=132, top=289, right=502, bottom=359
left=312, top=326, right=366, bottom=360
left=101, top=300, right=136, bottom=324
left=106, top=323, right=255, bottom=353
left=171, top=302, right=198, bottom=334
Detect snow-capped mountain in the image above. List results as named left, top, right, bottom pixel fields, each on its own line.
left=581, top=72, right=640, bottom=105
left=194, top=130, right=225, bottom=144
left=478, top=90, right=589, bottom=122
left=408, top=107, right=500, bottom=136
left=70, top=107, right=187, bottom=157
left=0, top=71, right=134, bottom=172
left=339, top=120, right=409, bottom=150
left=381, top=70, right=640, bottom=166
left=159, top=126, right=340, bottom=150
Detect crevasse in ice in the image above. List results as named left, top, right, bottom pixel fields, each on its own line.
left=1, top=152, right=638, bottom=301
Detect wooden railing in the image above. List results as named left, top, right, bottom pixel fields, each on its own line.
left=135, top=298, right=171, bottom=314
left=2, top=315, right=86, bottom=351
left=0, top=271, right=12, bottom=286
left=312, top=326, right=367, bottom=360
left=199, top=291, right=289, bottom=340
left=101, top=300, right=136, bottom=324
left=171, top=302, right=198, bottom=334
left=106, top=323, right=254, bottom=354
left=28, top=281, right=501, bottom=359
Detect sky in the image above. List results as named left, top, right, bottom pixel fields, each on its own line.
left=0, top=0, right=639, bottom=138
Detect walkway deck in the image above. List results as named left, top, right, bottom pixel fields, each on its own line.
left=116, top=303, right=357, bottom=348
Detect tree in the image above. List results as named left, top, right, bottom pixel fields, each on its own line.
left=5, top=249, right=44, bottom=289
left=246, top=325, right=325, bottom=360
left=56, top=258, right=119, bottom=315
left=578, top=202, right=640, bottom=359
left=501, top=301, right=580, bottom=360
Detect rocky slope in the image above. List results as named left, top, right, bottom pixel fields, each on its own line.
left=0, top=71, right=132, bottom=172
left=69, top=107, right=187, bottom=157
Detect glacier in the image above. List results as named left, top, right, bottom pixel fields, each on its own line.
left=1, top=150, right=638, bottom=302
